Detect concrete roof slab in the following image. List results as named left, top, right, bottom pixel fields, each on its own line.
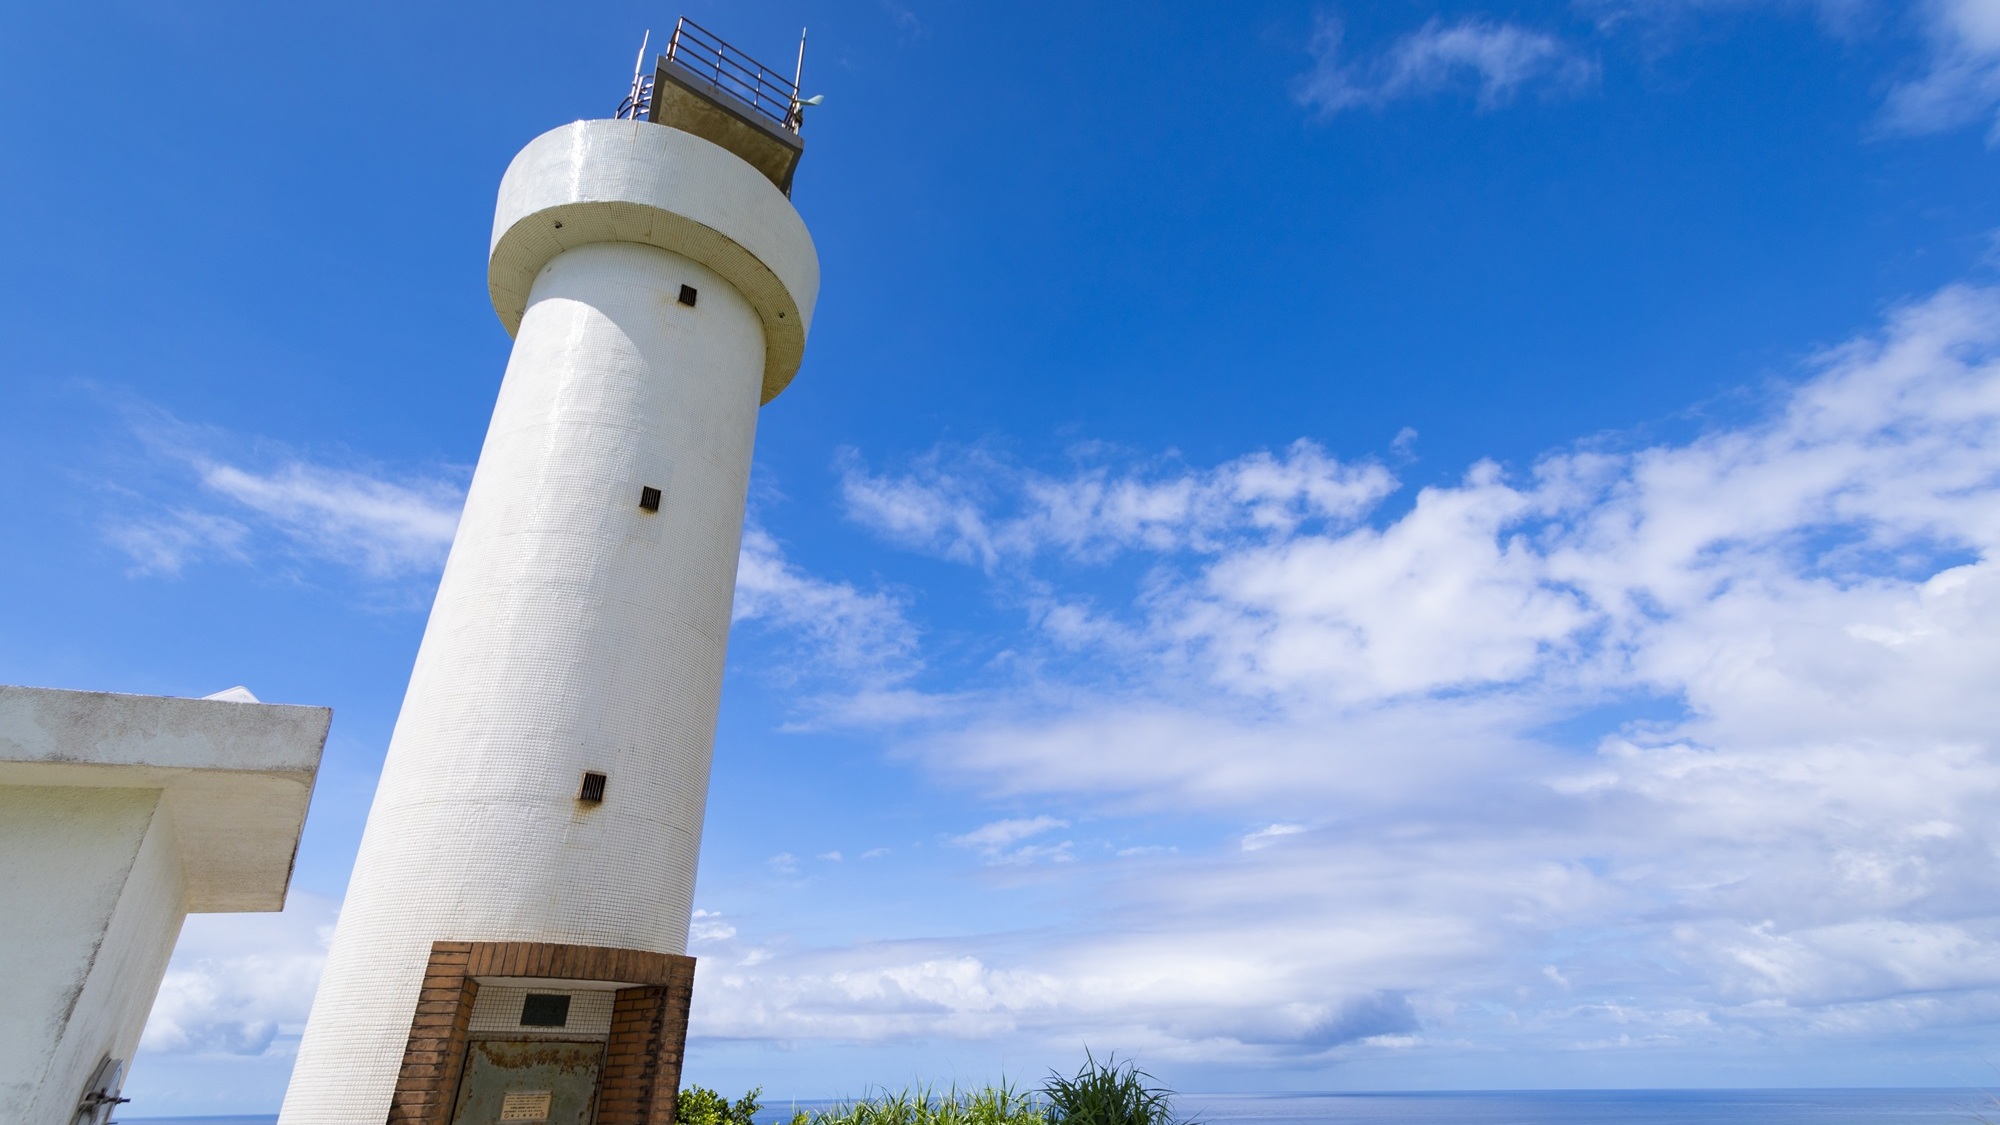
left=0, top=685, right=331, bottom=912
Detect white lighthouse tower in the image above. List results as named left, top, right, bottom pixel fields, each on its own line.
left=281, top=23, right=818, bottom=1125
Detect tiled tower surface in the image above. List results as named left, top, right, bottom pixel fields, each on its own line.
left=279, top=119, right=818, bottom=1124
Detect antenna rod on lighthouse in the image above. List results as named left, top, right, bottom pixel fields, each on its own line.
left=618, top=28, right=653, bottom=119
left=786, top=27, right=808, bottom=129
left=631, top=28, right=651, bottom=96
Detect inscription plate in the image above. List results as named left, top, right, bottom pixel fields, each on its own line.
left=449, top=1038, right=604, bottom=1125
left=500, top=1091, right=554, bottom=1120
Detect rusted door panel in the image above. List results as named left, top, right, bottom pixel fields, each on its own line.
left=449, top=1040, right=604, bottom=1125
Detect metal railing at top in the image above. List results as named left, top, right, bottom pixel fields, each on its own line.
left=614, top=21, right=807, bottom=133
left=664, top=18, right=804, bottom=133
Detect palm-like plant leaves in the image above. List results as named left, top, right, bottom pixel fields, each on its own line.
left=1040, top=1051, right=1190, bottom=1125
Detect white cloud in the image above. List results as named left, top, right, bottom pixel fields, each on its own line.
left=1309, top=1, right=2000, bottom=144
left=120, top=278, right=2000, bottom=1072
left=125, top=281, right=2000, bottom=1073
left=105, top=406, right=919, bottom=693
left=691, top=909, right=739, bottom=945
left=841, top=441, right=1396, bottom=568
left=948, top=816, right=1075, bottom=865
left=1884, top=0, right=2000, bottom=139
left=110, top=406, right=465, bottom=580
left=141, top=280, right=2000, bottom=1064
left=1241, top=823, right=1309, bottom=851
left=139, top=892, right=336, bottom=1058
left=1578, top=0, right=1871, bottom=32
left=1294, top=14, right=1598, bottom=115
left=194, top=461, right=462, bottom=577
left=722, top=281, right=2000, bottom=1062
left=949, top=815, right=1068, bottom=850
left=1593, top=0, right=2000, bottom=144
left=683, top=870, right=1437, bottom=1053
left=107, top=509, right=251, bottom=575
left=733, top=526, right=920, bottom=684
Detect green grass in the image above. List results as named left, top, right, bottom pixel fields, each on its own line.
left=783, top=1082, right=1047, bottom=1125
left=679, top=1053, right=1191, bottom=1125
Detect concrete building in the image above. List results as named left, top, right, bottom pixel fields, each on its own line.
left=0, top=684, right=330, bottom=1125
left=281, top=21, right=819, bottom=1125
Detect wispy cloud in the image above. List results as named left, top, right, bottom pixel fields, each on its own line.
left=949, top=816, right=1074, bottom=865
left=108, top=509, right=252, bottom=575
left=1241, top=823, right=1309, bottom=851
left=1294, top=13, right=1598, bottom=115
left=950, top=815, right=1068, bottom=850
left=108, top=404, right=465, bottom=581
left=195, top=462, right=462, bottom=576
left=104, top=406, right=919, bottom=695
left=841, top=441, right=1395, bottom=569
left=733, top=526, right=920, bottom=678
left=1577, top=0, right=1872, bottom=33
left=138, top=281, right=2000, bottom=1068
left=757, top=281, right=2000, bottom=1059
left=1884, top=0, right=2000, bottom=140
left=881, top=0, right=926, bottom=40
left=1309, top=1, right=2000, bottom=143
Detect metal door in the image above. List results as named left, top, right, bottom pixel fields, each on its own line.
left=449, top=1040, right=604, bottom=1125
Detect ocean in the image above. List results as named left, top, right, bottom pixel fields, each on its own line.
left=121, top=1089, right=1994, bottom=1125
left=1181, top=1090, right=1991, bottom=1124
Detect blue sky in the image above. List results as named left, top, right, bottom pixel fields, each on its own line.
left=7, top=0, right=2000, bottom=1114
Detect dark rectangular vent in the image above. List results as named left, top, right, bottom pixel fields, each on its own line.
left=678, top=284, right=698, bottom=307
left=579, top=771, right=607, bottom=802
left=521, top=993, right=571, bottom=1028
left=639, top=486, right=662, bottom=512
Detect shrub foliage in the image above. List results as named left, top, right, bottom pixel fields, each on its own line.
left=678, top=1085, right=764, bottom=1125
left=677, top=1052, right=1188, bottom=1125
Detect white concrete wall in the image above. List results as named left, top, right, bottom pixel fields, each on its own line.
left=283, top=242, right=782, bottom=1121
left=0, top=685, right=330, bottom=912
left=0, top=786, right=184, bottom=1125
left=285, top=117, right=816, bottom=1125
left=0, top=687, right=328, bottom=1125
left=486, top=119, right=820, bottom=402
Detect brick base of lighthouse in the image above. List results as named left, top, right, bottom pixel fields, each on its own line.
left=387, top=941, right=696, bottom=1125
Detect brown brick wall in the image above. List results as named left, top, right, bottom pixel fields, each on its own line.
left=460, top=941, right=690, bottom=987
left=596, top=970, right=696, bottom=1125
left=386, top=941, right=696, bottom=1125
left=387, top=942, right=481, bottom=1125
left=600, top=987, right=665, bottom=1125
